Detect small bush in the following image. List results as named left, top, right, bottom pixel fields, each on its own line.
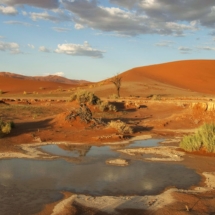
left=0, top=119, right=14, bottom=137
left=180, top=123, right=215, bottom=152
left=97, top=101, right=117, bottom=112
left=108, top=120, right=133, bottom=134
left=109, top=94, right=119, bottom=99
left=70, top=90, right=100, bottom=105
left=151, top=94, right=161, bottom=100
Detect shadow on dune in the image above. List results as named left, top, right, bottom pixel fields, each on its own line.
left=125, top=105, right=148, bottom=113
left=8, top=118, right=52, bottom=138
left=132, top=125, right=154, bottom=133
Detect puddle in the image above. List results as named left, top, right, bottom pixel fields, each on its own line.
left=126, top=138, right=163, bottom=148
left=41, top=144, right=118, bottom=158
left=0, top=139, right=201, bottom=215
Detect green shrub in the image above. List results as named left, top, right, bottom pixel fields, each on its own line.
left=70, top=90, right=99, bottom=105
left=97, top=101, right=117, bottom=112
left=180, top=123, right=215, bottom=152
left=0, top=119, right=14, bottom=137
left=108, top=120, right=133, bottom=134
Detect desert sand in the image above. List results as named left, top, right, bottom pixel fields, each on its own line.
left=1, top=60, right=215, bottom=214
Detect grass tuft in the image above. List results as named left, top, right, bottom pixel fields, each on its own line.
left=107, top=120, right=133, bottom=134
left=97, top=101, right=117, bottom=112
left=70, top=90, right=99, bottom=105
left=180, top=123, right=215, bottom=152
left=0, top=119, right=14, bottom=137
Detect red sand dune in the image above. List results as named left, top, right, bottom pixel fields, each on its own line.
left=122, top=60, right=215, bottom=94
left=1, top=60, right=215, bottom=95
left=0, top=76, right=73, bottom=93
left=0, top=72, right=89, bottom=85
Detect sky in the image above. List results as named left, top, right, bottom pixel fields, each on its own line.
left=0, top=0, right=215, bottom=82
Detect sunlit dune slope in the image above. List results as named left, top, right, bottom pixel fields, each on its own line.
left=122, top=60, right=215, bottom=94
left=0, top=76, right=72, bottom=93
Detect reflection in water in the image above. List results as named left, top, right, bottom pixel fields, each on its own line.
left=0, top=158, right=200, bottom=195
left=0, top=140, right=201, bottom=215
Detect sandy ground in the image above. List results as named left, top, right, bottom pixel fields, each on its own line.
left=1, top=98, right=215, bottom=214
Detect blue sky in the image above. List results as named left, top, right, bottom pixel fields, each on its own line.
left=0, top=0, right=215, bottom=81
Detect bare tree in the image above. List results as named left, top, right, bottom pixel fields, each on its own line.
left=111, top=74, right=122, bottom=97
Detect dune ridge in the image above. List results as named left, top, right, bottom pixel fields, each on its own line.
left=1, top=60, right=215, bottom=95
left=122, top=60, right=215, bottom=94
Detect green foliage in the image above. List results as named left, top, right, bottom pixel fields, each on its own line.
left=108, top=120, right=133, bottom=134
left=180, top=123, right=215, bottom=152
left=0, top=119, right=14, bottom=137
left=70, top=90, right=99, bottom=105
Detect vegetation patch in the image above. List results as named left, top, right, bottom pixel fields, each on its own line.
left=70, top=90, right=99, bottom=105
left=97, top=100, right=117, bottom=112
left=70, top=90, right=117, bottom=112
left=109, top=94, right=119, bottom=100
left=180, top=123, right=215, bottom=152
left=107, top=120, right=133, bottom=134
left=0, top=119, right=14, bottom=137
left=150, top=94, right=162, bottom=100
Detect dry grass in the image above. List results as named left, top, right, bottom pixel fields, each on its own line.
left=97, top=101, right=117, bottom=112
left=0, top=104, right=64, bottom=120
left=107, top=120, right=133, bottom=134
left=0, top=119, right=14, bottom=137
left=70, top=90, right=99, bottom=105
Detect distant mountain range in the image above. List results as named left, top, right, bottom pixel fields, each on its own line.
left=0, top=72, right=90, bottom=85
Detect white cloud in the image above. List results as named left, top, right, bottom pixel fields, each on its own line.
left=30, top=11, right=58, bottom=22
left=0, top=5, right=17, bottom=15
left=197, top=46, right=215, bottom=51
left=0, top=41, right=20, bottom=54
left=155, top=41, right=174, bottom=47
left=44, top=71, right=64, bottom=76
left=39, top=46, right=51, bottom=52
left=22, top=11, right=27, bottom=16
left=4, top=20, right=31, bottom=26
left=29, top=10, right=71, bottom=22
left=53, top=72, right=64, bottom=76
left=52, top=27, right=70, bottom=32
left=178, top=46, right=192, bottom=54
left=1, top=0, right=59, bottom=9
left=55, top=41, right=104, bottom=58
left=63, top=0, right=198, bottom=37
left=75, top=23, right=84, bottom=30
left=28, top=44, right=35, bottom=49
left=2, top=0, right=215, bottom=37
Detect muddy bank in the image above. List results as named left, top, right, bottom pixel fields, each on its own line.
left=50, top=172, right=215, bottom=215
